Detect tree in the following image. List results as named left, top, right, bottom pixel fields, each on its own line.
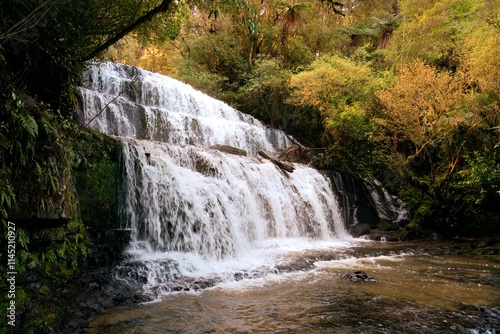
left=276, top=1, right=311, bottom=42
left=461, top=0, right=500, bottom=94
left=376, top=59, right=464, bottom=177
left=289, top=55, right=372, bottom=114
left=0, top=0, right=181, bottom=103
left=385, top=0, right=471, bottom=67
left=334, top=11, right=401, bottom=49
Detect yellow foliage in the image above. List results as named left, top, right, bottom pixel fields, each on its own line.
left=106, top=37, right=182, bottom=76
left=376, top=59, right=464, bottom=152
left=289, top=55, right=372, bottom=113
left=462, top=2, right=500, bottom=94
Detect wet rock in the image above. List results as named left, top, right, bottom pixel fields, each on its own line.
left=349, top=223, right=372, bottom=238
left=429, top=233, right=442, bottom=241
left=193, top=279, right=216, bottom=290
left=88, top=282, right=100, bottom=291
left=340, top=271, right=376, bottom=282
left=65, top=316, right=88, bottom=329
left=133, top=294, right=154, bottom=303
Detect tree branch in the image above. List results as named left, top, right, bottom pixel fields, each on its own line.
left=81, top=0, right=174, bottom=62
left=70, top=74, right=139, bottom=143
left=0, top=0, right=57, bottom=45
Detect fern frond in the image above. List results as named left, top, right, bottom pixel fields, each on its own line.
left=19, top=114, right=39, bottom=138
left=39, top=115, right=56, bottom=136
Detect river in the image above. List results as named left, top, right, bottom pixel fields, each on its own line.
left=86, top=240, right=499, bottom=334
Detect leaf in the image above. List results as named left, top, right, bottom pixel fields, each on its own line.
left=19, top=114, right=39, bottom=138
left=40, top=115, right=56, bottom=136
left=208, top=9, right=219, bottom=20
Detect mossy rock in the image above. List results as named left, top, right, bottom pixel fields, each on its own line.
left=378, top=220, right=399, bottom=232
left=72, top=129, right=129, bottom=266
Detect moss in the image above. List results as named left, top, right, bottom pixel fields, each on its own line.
left=67, top=220, right=82, bottom=234
left=73, top=130, right=122, bottom=229
left=0, top=128, right=126, bottom=333
left=404, top=199, right=434, bottom=238
left=38, top=284, right=52, bottom=297
left=72, top=129, right=128, bottom=266
left=378, top=220, right=399, bottom=232
left=24, top=301, right=63, bottom=333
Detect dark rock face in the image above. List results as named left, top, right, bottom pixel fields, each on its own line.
left=328, top=172, right=379, bottom=230
left=327, top=171, right=407, bottom=239
left=73, top=132, right=128, bottom=267
left=4, top=131, right=134, bottom=333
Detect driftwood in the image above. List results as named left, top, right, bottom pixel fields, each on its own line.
left=277, top=146, right=326, bottom=164
left=210, top=144, right=247, bottom=157
left=258, top=150, right=295, bottom=173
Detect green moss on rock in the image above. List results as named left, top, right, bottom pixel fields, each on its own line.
left=72, top=129, right=128, bottom=266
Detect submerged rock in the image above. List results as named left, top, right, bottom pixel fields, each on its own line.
left=340, top=271, right=376, bottom=282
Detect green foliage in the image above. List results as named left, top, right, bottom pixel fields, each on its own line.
left=1, top=0, right=184, bottom=104
left=136, top=0, right=189, bottom=44
left=454, top=154, right=500, bottom=205
left=0, top=91, right=79, bottom=219
left=18, top=113, right=38, bottom=138
left=289, top=55, right=373, bottom=112
left=322, top=103, right=377, bottom=172
left=235, top=57, right=292, bottom=129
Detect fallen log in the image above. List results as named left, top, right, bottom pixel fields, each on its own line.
left=258, top=150, right=295, bottom=173
left=210, top=144, right=247, bottom=157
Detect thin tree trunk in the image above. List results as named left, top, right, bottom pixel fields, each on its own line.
left=0, top=0, right=57, bottom=45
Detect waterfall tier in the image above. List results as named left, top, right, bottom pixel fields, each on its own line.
left=77, top=61, right=294, bottom=157
left=77, top=62, right=350, bottom=293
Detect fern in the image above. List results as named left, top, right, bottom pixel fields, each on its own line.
left=0, top=181, right=15, bottom=209
left=17, top=228, right=30, bottom=250
left=18, top=114, right=38, bottom=138
left=15, top=141, right=26, bottom=164
left=39, top=115, right=56, bottom=136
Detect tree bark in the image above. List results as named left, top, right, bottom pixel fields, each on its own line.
left=210, top=145, right=247, bottom=157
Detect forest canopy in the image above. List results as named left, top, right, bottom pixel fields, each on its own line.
left=106, top=0, right=500, bottom=237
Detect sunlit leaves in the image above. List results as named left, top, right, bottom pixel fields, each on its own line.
left=376, top=59, right=463, bottom=153
left=461, top=1, right=500, bottom=94
left=289, top=55, right=372, bottom=113
left=386, top=0, right=472, bottom=66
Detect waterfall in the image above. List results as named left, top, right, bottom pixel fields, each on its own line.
left=363, top=177, right=410, bottom=223
left=77, top=62, right=349, bottom=293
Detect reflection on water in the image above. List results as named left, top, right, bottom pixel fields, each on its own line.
left=87, top=242, right=500, bottom=334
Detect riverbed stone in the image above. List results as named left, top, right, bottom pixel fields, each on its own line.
left=340, top=271, right=376, bottom=282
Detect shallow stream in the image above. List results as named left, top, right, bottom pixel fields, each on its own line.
left=87, top=241, right=499, bottom=334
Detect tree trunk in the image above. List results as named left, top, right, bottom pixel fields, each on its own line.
left=258, top=150, right=295, bottom=173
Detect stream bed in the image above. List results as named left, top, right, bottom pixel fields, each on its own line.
left=86, top=241, right=499, bottom=334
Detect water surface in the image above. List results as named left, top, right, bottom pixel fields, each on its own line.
left=87, top=241, right=500, bottom=334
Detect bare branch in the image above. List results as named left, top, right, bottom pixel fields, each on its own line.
left=0, top=0, right=57, bottom=45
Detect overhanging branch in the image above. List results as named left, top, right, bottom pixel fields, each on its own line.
left=81, top=0, right=174, bottom=62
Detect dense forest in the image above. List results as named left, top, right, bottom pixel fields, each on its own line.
left=108, top=0, right=500, bottom=238
left=0, top=0, right=499, bottom=332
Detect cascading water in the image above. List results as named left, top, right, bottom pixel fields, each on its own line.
left=77, top=62, right=350, bottom=295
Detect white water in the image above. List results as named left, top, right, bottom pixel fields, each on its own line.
left=77, top=62, right=351, bottom=293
